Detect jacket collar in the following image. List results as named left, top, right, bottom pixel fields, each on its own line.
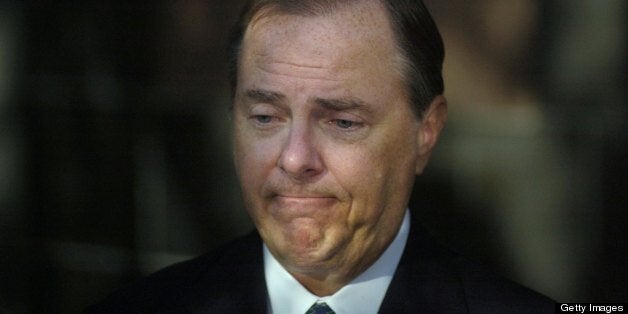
left=378, top=221, right=468, bottom=313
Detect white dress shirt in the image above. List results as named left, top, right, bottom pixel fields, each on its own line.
left=264, top=209, right=410, bottom=314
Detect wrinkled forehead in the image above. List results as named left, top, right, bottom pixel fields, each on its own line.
left=247, top=0, right=391, bottom=38
left=241, top=0, right=401, bottom=72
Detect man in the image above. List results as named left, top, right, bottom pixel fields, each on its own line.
left=87, top=0, right=554, bottom=313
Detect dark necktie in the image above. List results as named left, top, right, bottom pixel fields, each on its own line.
left=305, top=302, right=336, bottom=314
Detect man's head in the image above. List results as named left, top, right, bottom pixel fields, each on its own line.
left=230, top=0, right=447, bottom=295
left=228, top=0, right=445, bottom=117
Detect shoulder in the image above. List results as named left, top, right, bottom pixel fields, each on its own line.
left=85, top=231, right=265, bottom=313
left=452, top=255, right=555, bottom=313
left=398, top=223, right=555, bottom=313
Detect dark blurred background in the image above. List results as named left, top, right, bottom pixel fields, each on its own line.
left=0, top=1, right=626, bottom=313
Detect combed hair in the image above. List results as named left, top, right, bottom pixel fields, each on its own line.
left=227, top=0, right=444, bottom=118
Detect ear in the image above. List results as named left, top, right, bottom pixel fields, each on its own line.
left=415, top=95, right=448, bottom=174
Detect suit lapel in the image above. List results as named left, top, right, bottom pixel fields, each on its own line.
left=181, top=232, right=269, bottom=314
left=379, top=222, right=468, bottom=313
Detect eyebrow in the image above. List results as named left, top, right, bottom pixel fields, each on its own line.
left=244, top=89, right=285, bottom=104
left=242, top=89, right=374, bottom=114
left=314, top=97, right=374, bottom=114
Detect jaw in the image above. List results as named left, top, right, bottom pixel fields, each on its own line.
left=268, top=220, right=396, bottom=297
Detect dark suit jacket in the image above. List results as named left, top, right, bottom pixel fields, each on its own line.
left=86, top=223, right=554, bottom=313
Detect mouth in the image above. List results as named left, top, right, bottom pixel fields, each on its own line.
left=275, top=194, right=335, bottom=199
left=274, top=195, right=337, bottom=203
left=270, top=194, right=338, bottom=216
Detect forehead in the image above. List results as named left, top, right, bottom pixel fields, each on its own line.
left=241, top=0, right=401, bottom=78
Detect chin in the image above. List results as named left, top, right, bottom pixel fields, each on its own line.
left=272, top=222, right=340, bottom=265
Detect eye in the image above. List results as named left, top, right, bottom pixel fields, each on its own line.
left=323, top=115, right=368, bottom=141
left=254, top=115, right=273, bottom=124
left=331, top=119, right=362, bottom=130
left=336, top=119, right=353, bottom=129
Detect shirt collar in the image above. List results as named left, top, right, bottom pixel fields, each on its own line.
left=264, top=209, right=411, bottom=314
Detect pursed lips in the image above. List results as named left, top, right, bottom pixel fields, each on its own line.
left=270, top=194, right=338, bottom=216
left=274, top=194, right=337, bottom=202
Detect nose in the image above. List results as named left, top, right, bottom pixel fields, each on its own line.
left=277, top=122, right=324, bottom=181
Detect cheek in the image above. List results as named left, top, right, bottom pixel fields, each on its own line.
left=234, top=130, right=277, bottom=192
left=234, top=134, right=279, bottom=227
left=326, top=128, right=417, bottom=206
left=326, top=145, right=387, bottom=204
left=331, top=130, right=415, bottom=180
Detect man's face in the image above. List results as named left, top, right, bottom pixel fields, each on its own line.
left=233, top=2, right=434, bottom=278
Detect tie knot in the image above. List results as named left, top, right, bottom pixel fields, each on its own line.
left=305, top=301, right=336, bottom=314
